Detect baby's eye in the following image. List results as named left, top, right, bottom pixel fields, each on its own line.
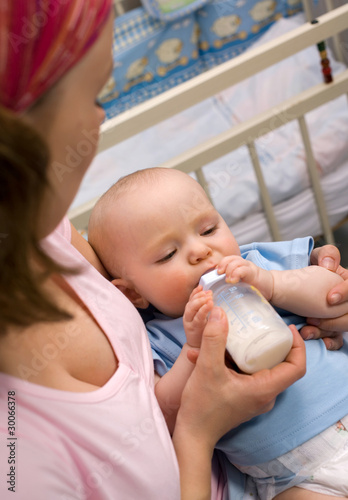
left=201, top=226, right=217, bottom=236
left=157, top=250, right=176, bottom=263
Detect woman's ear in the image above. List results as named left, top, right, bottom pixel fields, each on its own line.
left=111, top=278, right=149, bottom=309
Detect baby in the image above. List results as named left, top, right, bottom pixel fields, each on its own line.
left=88, top=167, right=348, bottom=499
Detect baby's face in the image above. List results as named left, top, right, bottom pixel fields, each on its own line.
left=113, top=171, right=240, bottom=317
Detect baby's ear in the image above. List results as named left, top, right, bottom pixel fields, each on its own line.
left=111, top=278, right=149, bottom=309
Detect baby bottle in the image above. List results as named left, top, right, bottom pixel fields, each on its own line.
left=199, top=270, right=293, bottom=374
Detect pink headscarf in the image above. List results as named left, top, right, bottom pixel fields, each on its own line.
left=0, top=0, right=113, bottom=112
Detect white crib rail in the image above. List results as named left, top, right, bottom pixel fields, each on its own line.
left=69, top=4, right=348, bottom=243
left=247, top=141, right=282, bottom=241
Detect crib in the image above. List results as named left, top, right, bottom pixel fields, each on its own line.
left=68, top=0, right=348, bottom=248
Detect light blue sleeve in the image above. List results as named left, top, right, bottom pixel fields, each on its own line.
left=147, top=315, right=186, bottom=375
left=240, top=237, right=314, bottom=271
left=151, top=348, right=169, bottom=376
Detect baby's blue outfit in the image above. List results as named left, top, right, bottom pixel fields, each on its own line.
left=145, top=238, right=348, bottom=499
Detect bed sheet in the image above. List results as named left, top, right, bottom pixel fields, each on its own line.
left=230, top=159, right=348, bottom=245
left=71, top=14, right=348, bottom=242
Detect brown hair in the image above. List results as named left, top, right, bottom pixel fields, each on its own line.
left=0, top=106, right=72, bottom=334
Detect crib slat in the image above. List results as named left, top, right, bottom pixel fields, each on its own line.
left=302, top=0, right=312, bottom=23
left=195, top=168, right=214, bottom=205
left=306, top=0, right=346, bottom=66
left=324, top=0, right=345, bottom=64
left=113, top=0, right=125, bottom=16
left=298, top=115, right=335, bottom=244
left=247, top=142, right=281, bottom=241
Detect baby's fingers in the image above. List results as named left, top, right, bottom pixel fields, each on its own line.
left=217, top=255, right=243, bottom=274
left=184, top=291, right=213, bottom=323
left=188, top=285, right=203, bottom=301
left=224, top=263, right=251, bottom=283
left=217, top=256, right=256, bottom=284
left=192, top=300, right=214, bottom=326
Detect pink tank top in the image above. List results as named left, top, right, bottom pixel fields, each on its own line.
left=0, top=218, right=181, bottom=499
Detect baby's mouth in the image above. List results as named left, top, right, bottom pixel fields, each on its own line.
left=195, top=267, right=218, bottom=288
left=201, top=266, right=217, bottom=277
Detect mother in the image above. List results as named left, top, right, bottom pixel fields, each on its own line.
left=0, top=2, right=346, bottom=499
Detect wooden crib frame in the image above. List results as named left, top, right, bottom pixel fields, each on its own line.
left=68, top=0, right=348, bottom=245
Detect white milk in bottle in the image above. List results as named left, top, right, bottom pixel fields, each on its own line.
left=199, top=270, right=293, bottom=374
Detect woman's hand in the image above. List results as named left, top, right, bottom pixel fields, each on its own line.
left=301, top=245, right=348, bottom=350
left=178, top=308, right=305, bottom=445
left=172, top=308, right=306, bottom=499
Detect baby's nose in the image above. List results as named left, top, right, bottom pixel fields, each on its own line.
left=189, top=244, right=212, bottom=263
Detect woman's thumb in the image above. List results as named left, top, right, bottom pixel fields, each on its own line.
left=198, top=307, right=228, bottom=367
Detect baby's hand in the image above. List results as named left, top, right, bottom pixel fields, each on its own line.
left=183, top=286, right=214, bottom=349
left=218, top=255, right=273, bottom=300
left=218, top=255, right=261, bottom=284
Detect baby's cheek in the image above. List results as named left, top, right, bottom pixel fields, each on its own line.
left=166, top=286, right=190, bottom=317
left=222, top=235, right=241, bottom=256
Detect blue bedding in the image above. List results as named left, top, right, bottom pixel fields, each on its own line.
left=99, top=0, right=303, bottom=118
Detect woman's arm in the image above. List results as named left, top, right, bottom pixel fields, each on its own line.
left=173, top=309, right=306, bottom=500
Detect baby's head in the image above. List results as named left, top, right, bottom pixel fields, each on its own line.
left=89, top=168, right=240, bottom=317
